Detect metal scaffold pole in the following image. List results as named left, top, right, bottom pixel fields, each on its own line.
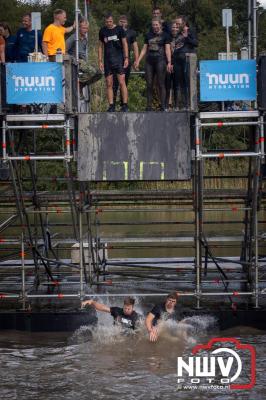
left=195, top=117, right=203, bottom=309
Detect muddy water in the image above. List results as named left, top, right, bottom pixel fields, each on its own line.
left=0, top=208, right=265, bottom=399
left=0, top=310, right=265, bottom=400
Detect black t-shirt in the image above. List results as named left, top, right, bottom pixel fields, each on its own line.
left=150, top=303, right=182, bottom=326
left=125, top=28, right=137, bottom=52
left=99, top=25, right=126, bottom=63
left=149, top=21, right=171, bottom=35
left=110, top=307, right=139, bottom=330
left=145, top=31, right=170, bottom=59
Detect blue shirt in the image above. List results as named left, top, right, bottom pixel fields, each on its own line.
left=15, top=28, right=42, bottom=62
left=5, top=35, right=17, bottom=62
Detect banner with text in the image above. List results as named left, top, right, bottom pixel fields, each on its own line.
left=6, top=62, right=63, bottom=104
left=200, top=60, right=256, bottom=101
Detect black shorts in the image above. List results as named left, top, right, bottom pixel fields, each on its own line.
left=104, top=59, right=125, bottom=77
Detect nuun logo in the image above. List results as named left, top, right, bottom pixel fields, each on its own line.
left=206, top=73, right=250, bottom=90
left=12, top=75, right=56, bottom=92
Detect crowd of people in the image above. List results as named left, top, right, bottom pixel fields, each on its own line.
left=0, top=7, right=198, bottom=112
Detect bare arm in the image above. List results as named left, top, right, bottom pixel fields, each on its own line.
left=132, top=41, right=139, bottom=64
left=65, top=23, right=75, bottom=34
left=42, top=41, right=48, bottom=57
left=0, top=43, right=5, bottom=63
left=98, top=41, right=104, bottom=72
left=145, top=312, right=159, bottom=342
left=122, top=37, right=129, bottom=68
left=165, top=43, right=172, bottom=73
left=135, top=44, right=147, bottom=69
left=82, top=299, right=111, bottom=313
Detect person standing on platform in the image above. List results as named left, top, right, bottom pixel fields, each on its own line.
left=98, top=13, right=129, bottom=112
left=135, top=18, right=172, bottom=111
left=172, top=16, right=198, bottom=110
left=14, top=13, right=42, bottom=62
left=113, top=15, right=139, bottom=108
left=42, top=9, right=75, bottom=61
left=66, top=17, right=88, bottom=61
left=151, top=7, right=171, bottom=35
left=145, top=292, right=182, bottom=342
left=0, top=22, right=16, bottom=62
left=165, top=22, right=178, bottom=110
left=0, top=25, right=5, bottom=63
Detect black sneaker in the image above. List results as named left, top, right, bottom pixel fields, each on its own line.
left=121, top=104, right=129, bottom=112
left=107, top=104, right=115, bottom=112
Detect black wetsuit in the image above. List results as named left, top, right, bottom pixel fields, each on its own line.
left=150, top=303, right=182, bottom=326
left=113, top=28, right=137, bottom=105
left=110, top=307, right=139, bottom=330
left=172, top=28, right=198, bottom=108
left=165, top=34, right=177, bottom=108
left=99, top=25, right=126, bottom=77
left=144, top=30, right=170, bottom=109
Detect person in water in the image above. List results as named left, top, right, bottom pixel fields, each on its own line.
left=145, top=292, right=182, bottom=342
left=81, top=296, right=140, bottom=330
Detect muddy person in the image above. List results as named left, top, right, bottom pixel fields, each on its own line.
left=82, top=296, right=140, bottom=331
left=145, top=292, right=184, bottom=342
left=98, top=13, right=129, bottom=112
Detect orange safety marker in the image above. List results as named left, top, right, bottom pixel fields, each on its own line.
left=218, top=153, right=225, bottom=159
left=195, top=138, right=201, bottom=145
left=24, top=155, right=31, bottom=161
left=20, top=251, right=25, bottom=258
left=0, top=294, right=6, bottom=299
left=66, top=140, right=71, bottom=146
left=233, top=291, right=239, bottom=296
left=2, top=143, right=6, bottom=149
left=217, top=121, right=223, bottom=127
left=259, top=137, right=265, bottom=143
left=57, top=293, right=64, bottom=299
left=42, top=125, right=49, bottom=129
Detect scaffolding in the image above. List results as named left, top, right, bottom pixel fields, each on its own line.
left=0, top=0, right=265, bottom=312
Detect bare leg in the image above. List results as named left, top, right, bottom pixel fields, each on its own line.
left=117, top=74, right=128, bottom=104
left=106, top=75, right=114, bottom=104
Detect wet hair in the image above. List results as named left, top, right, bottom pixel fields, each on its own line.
left=119, top=15, right=128, bottom=21
left=124, top=297, right=135, bottom=306
left=105, top=13, right=113, bottom=20
left=151, top=17, right=162, bottom=26
left=53, top=9, right=66, bottom=18
left=22, top=13, right=31, bottom=20
left=176, top=15, right=189, bottom=27
left=166, top=292, right=178, bottom=301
